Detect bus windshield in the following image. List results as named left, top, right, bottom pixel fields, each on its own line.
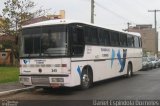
left=20, top=25, right=68, bottom=57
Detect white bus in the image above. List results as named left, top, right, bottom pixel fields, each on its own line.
left=19, top=19, right=142, bottom=89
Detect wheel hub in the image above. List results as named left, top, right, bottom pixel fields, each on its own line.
left=82, top=74, right=90, bottom=86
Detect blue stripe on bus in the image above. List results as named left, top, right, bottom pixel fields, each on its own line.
left=111, top=49, right=115, bottom=68
left=117, top=49, right=127, bottom=72
left=77, top=66, right=81, bottom=78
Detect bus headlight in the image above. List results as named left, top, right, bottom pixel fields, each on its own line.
left=20, top=77, right=30, bottom=82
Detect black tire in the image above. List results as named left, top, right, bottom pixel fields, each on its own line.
left=43, top=87, right=53, bottom=91
left=127, top=63, right=132, bottom=78
left=80, top=68, right=93, bottom=90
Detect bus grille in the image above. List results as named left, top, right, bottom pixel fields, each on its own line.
left=31, top=76, right=50, bottom=86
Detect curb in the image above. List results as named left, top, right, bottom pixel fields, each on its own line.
left=0, top=86, right=35, bottom=97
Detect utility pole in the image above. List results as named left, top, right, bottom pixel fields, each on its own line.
left=148, top=10, right=160, bottom=56
left=127, top=22, right=131, bottom=32
left=91, top=0, right=95, bottom=24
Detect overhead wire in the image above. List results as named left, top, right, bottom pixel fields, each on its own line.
left=82, top=0, right=132, bottom=22
left=96, top=2, right=126, bottom=21
left=80, top=0, right=159, bottom=28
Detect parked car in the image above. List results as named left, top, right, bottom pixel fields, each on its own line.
left=155, top=59, right=160, bottom=67
left=148, top=56, right=159, bottom=68
left=142, top=57, right=152, bottom=70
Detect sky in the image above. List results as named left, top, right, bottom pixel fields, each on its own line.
left=0, top=0, right=160, bottom=48
left=0, top=0, right=160, bottom=30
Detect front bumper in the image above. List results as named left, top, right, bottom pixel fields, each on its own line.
left=19, top=75, right=70, bottom=87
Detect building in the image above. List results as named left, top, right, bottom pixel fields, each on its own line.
left=22, top=10, right=65, bottom=26
left=22, top=16, right=49, bottom=26
left=0, top=35, right=16, bottom=65
left=47, top=10, right=65, bottom=19
left=0, top=34, right=16, bottom=44
left=128, top=24, right=158, bottom=56
left=0, top=49, right=15, bottom=65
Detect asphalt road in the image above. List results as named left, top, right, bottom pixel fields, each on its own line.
left=1, top=68, right=160, bottom=105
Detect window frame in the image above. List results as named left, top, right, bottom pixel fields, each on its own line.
left=110, top=31, right=120, bottom=46
left=98, top=29, right=111, bottom=46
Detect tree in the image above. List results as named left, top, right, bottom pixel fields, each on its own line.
left=2, top=0, right=47, bottom=35
left=0, top=17, right=12, bottom=35
left=1, top=0, right=48, bottom=65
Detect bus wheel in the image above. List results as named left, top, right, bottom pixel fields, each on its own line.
left=80, top=68, right=92, bottom=89
left=127, top=63, right=132, bottom=78
left=43, top=87, right=53, bottom=91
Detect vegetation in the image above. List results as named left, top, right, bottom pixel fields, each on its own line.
left=0, top=17, right=10, bottom=34
left=0, top=0, right=49, bottom=83
left=2, top=0, right=47, bottom=35
left=0, top=67, right=19, bottom=83
left=0, top=0, right=49, bottom=66
left=0, top=1, right=49, bottom=84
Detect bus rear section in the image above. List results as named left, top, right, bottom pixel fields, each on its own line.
left=19, top=58, right=72, bottom=88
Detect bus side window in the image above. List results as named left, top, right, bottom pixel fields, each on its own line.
left=110, top=31, right=119, bottom=46
left=85, top=26, right=98, bottom=45
left=139, top=37, right=142, bottom=47
left=119, top=33, right=127, bottom=47
left=127, top=35, right=134, bottom=47
left=71, top=25, right=85, bottom=56
left=98, top=29, right=110, bottom=46
left=134, top=36, right=140, bottom=48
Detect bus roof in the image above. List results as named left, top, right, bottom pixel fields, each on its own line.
left=22, top=19, right=141, bottom=37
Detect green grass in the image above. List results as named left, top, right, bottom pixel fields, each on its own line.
left=0, top=67, right=19, bottom=83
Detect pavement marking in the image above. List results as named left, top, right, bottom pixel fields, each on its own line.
left=0, top=86, right=35, bottom=97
